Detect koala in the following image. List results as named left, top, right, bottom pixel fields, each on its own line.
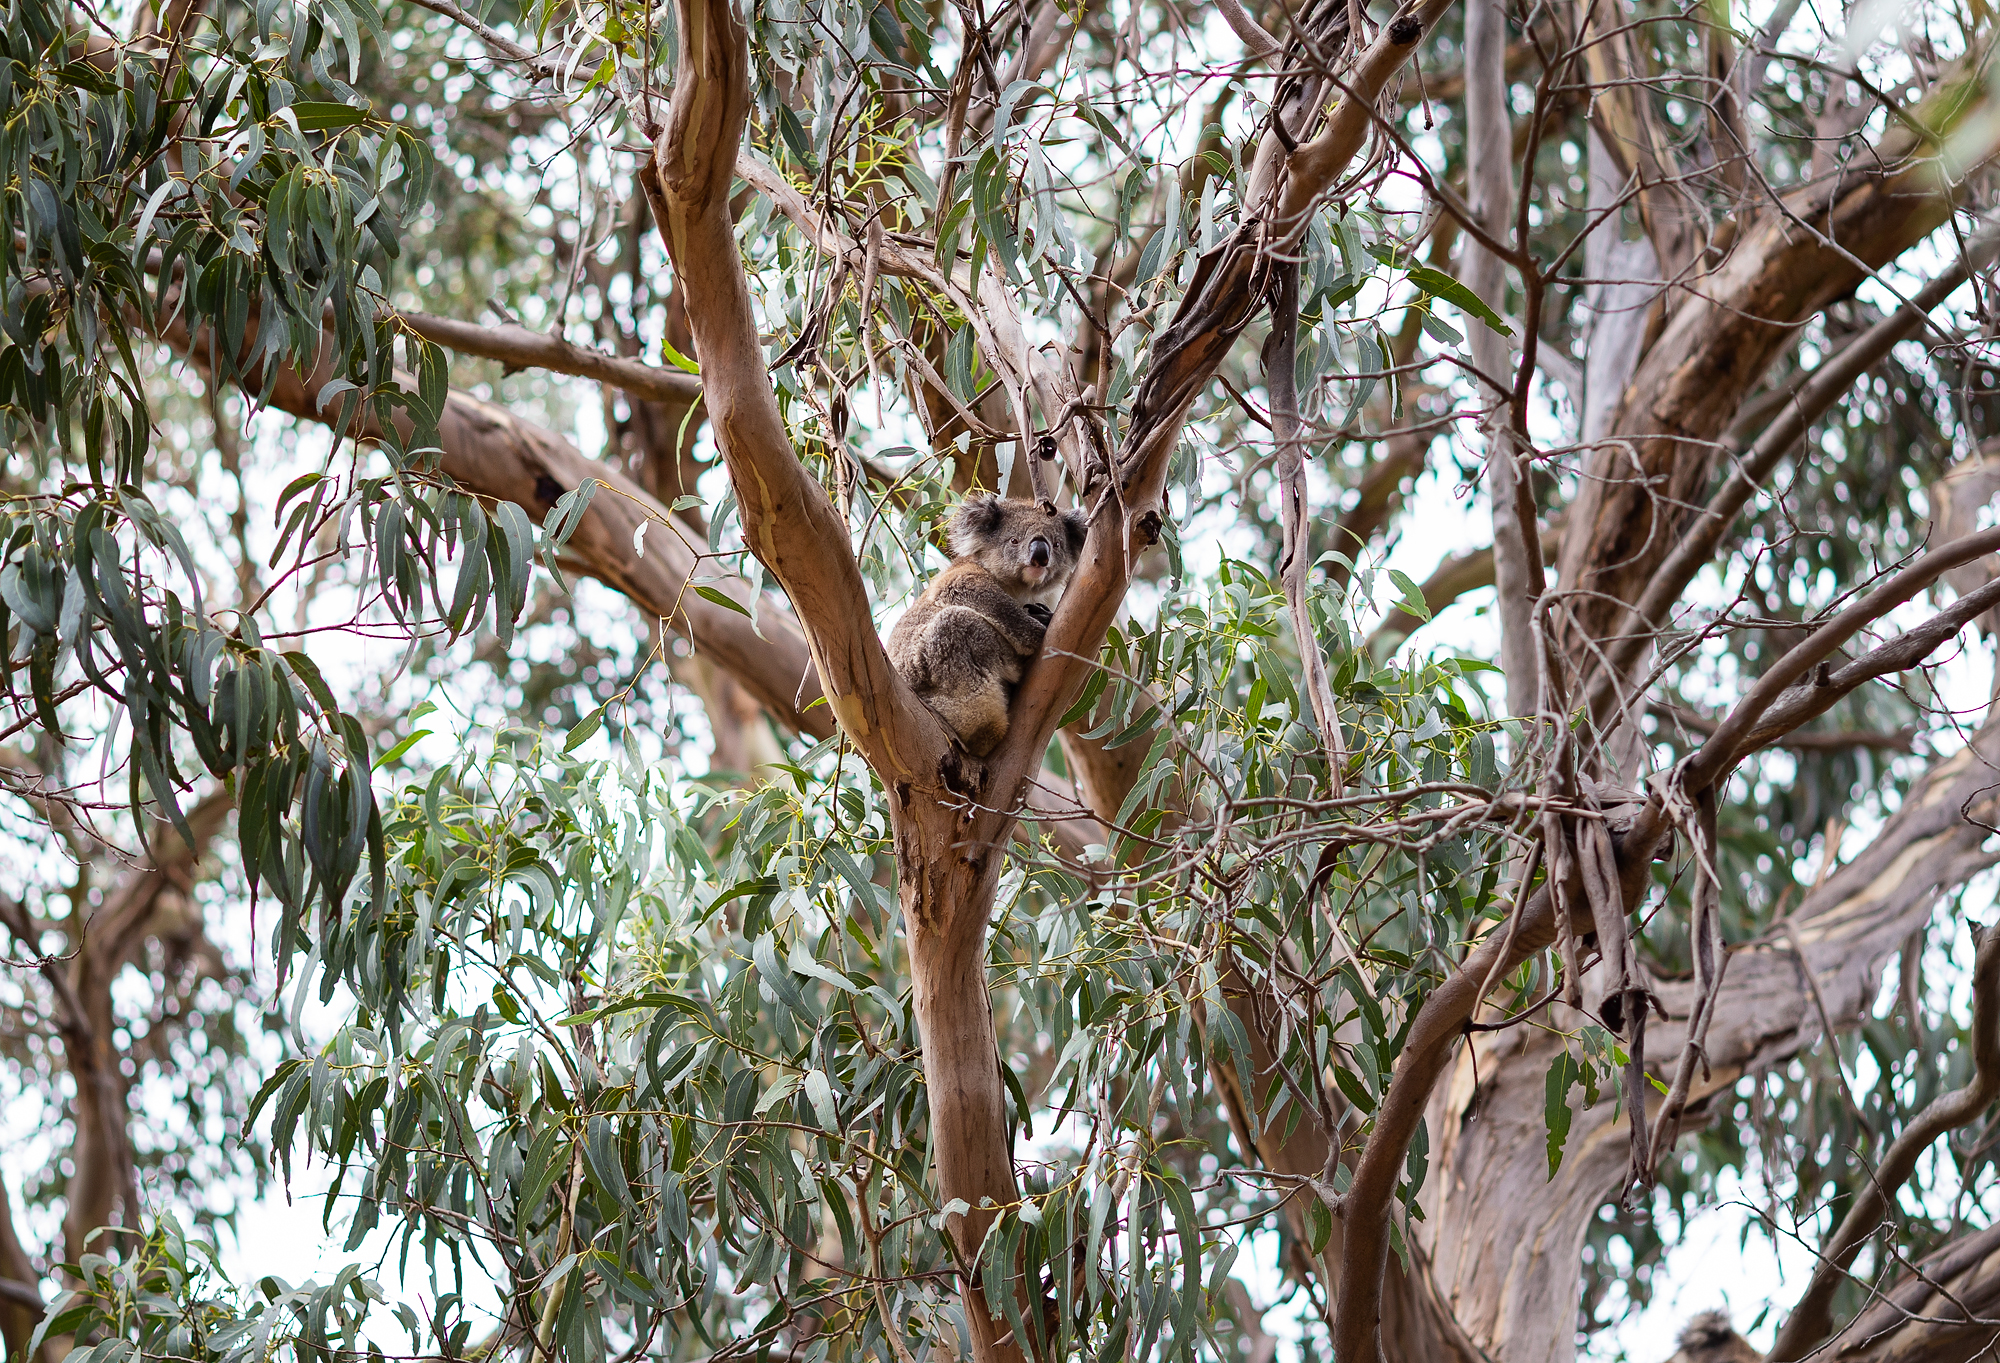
left=887, top=495, right=1089, bottom=756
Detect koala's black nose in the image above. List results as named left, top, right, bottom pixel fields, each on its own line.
left=1028, top=538, right=1051, bottom=567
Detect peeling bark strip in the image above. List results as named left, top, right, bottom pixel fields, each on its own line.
left=1265, top=262, right=1346, bottom=783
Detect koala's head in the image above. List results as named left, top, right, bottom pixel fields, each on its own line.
left=948, top=495, right=1089, bottom=602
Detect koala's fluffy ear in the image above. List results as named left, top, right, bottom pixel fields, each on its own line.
left=1061, top=507, right=1089, bottom=558
left=948, top=495, right=1004, bottom=558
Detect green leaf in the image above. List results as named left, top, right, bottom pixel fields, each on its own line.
left=1305, top=1194, right=1333, bottom=1256
left=1404, top=264, right=1514, bottom=336
left=1388, top=569, right=1431, bottom=623
left=518, top=1124, right=566, bottom=1217
left=802, top=1069, right=838, bottom=1130
left=282, top=650, right=340, bottom=718
left=243, top=1058, right=306, bottom=1133
left=692, top=584, right=751, bottom=617
left=660, top=338, right=700, bottom=374
left=585, top=1116, right=632, bottom=1210
left=491, top=983, right=523, bottom=1024
left=374, top=729, right=432, bottom=769
left=292, top=98, right=374, bottom=128
left=563, top=706, right=604, bottom=752
left=1333, top=1064, right=1376, bottom=1114
left=1056, top=668, right=1107, bottom=729
left=1545, top=1051, right=1581, bottom=1179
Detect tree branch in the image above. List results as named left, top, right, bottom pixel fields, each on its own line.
left=1681, top=531, right=2000, bottom=790
left=1266, top=262, right=1345, bottom=783
left=398, top=311, right=703, bottom=405
left=1822, top=1220, right=2000, bottom=1360
left=1334, top=550, right=2000, bottom=1358
left=645, top=0, right=951, bottom=790
left=1647, top=703, right=1920, bottom=753
left=1463, top=0, right=1537, bottom=715
left=1769, top=920, right=2000, bottom=1362
left=165, top=309, right=834, bottom=739
left=1557, top=48, right=2000, bottom=681
left=991, top=0, right=1456, bottom=842
left=0, top=1069, right=47, bottom=1360
left=1215, top=0, right=1282, bottom=59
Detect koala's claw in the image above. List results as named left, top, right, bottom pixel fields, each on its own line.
left=1023, top=603, right=1053, bottom=628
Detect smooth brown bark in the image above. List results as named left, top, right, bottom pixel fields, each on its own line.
left=644, top=6, right=1020, bottom=1357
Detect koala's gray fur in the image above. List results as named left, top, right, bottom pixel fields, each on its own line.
left=887, top=496, right=1088, bottom=756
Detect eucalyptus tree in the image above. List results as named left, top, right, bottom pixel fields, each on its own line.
left=2, top=0, right=1999, bottom=1359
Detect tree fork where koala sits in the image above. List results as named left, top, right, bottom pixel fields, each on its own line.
left=644, top=0, right=1450, bottom=1355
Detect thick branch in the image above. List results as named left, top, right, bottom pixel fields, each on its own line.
left=647, top=0, right=949, bottom=789
left=1330, top=811, right=1652, bottom=1362
left=1215, top=0, right=1282, bottom=58
left=170, top=316, right=835, bottom=741
left=1648, top=703, right=1919, bottom=753
left=1588, top=234, right=1999, bottom=721
left=1463, top=0, right=1536, bottom=715
left=1823, top=1221, right=2000, bottom=1361
left=1336, top=555, right=2000, bottom=1358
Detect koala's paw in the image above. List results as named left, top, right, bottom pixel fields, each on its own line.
left=1023, top=603, right=1053, bottom=628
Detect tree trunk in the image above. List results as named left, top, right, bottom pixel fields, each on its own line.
left=1403, top=705, right=2000, bottom=1360
left=0, top=1177, right=44, bottom=1360
left=897, top=824, right=1026, bottom=1362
